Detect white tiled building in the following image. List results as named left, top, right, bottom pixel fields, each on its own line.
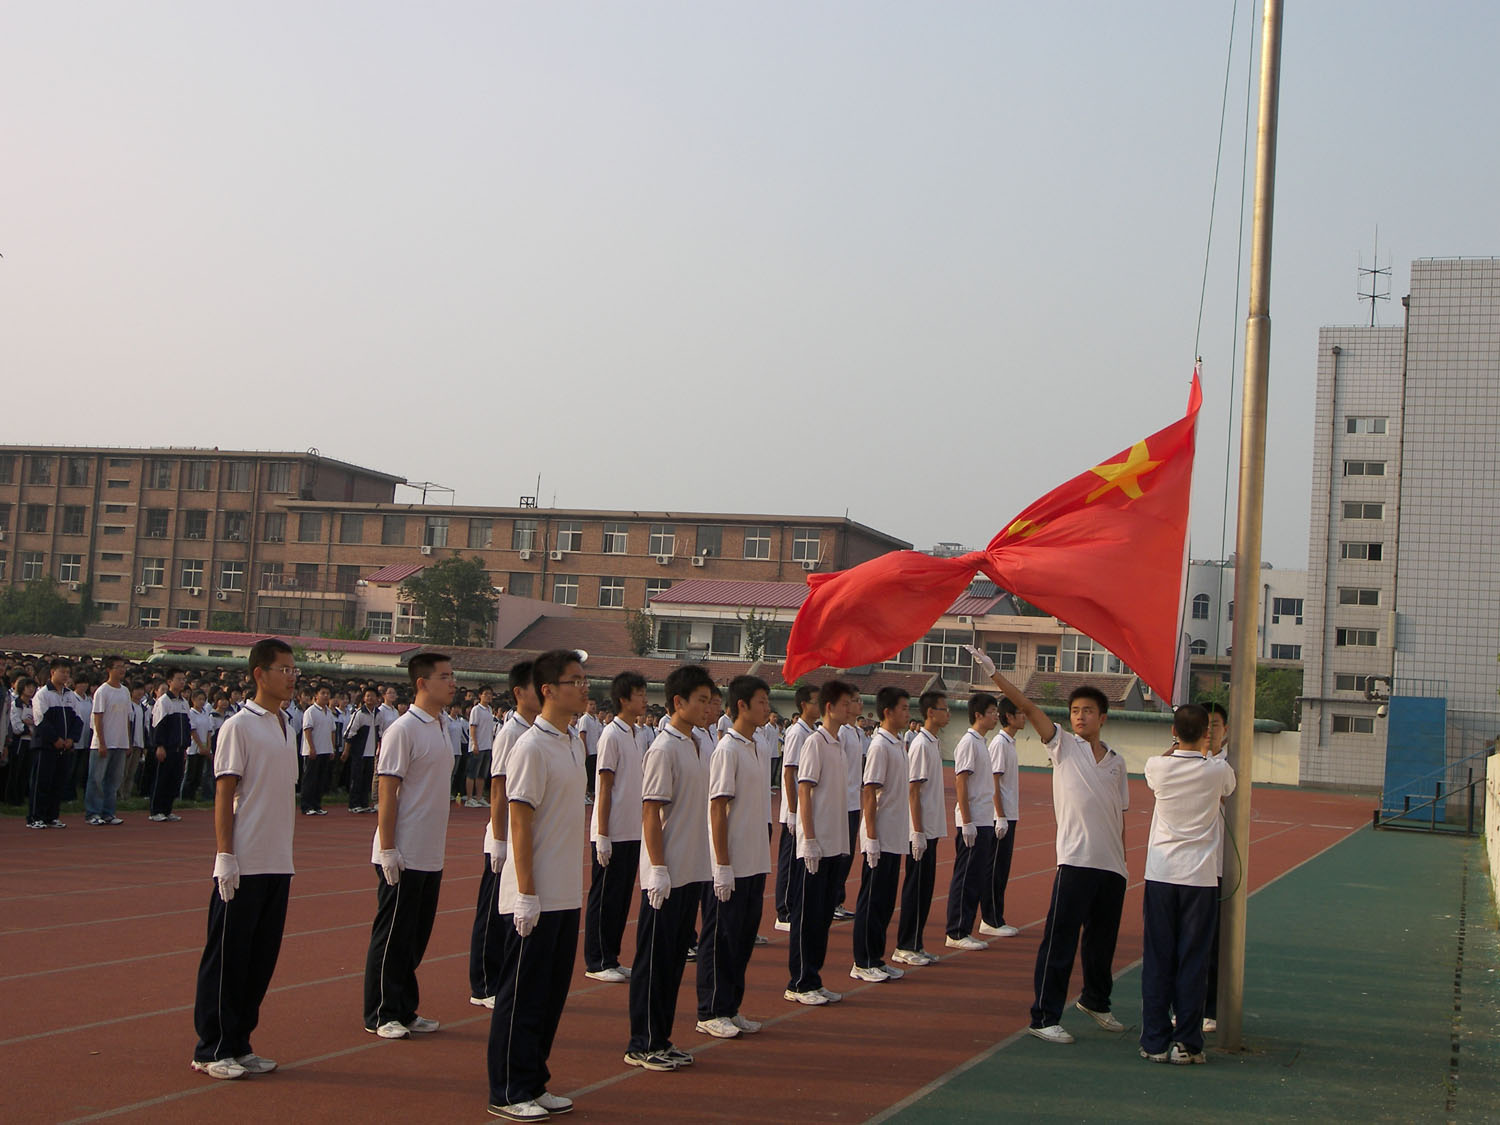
left=1184, top=559, right=1306, bottom=661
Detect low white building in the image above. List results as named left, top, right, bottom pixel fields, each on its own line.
left=1185, top=559, right=1306, bottom=662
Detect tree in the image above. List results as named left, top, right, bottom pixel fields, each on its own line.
left=1192, top=664, right=1302, bottom=728
left=397, top=556, right=498, bottom=647
left=209, top=611, right=245, bottom=632
left=0, top=578, right=94, bottom=636
left=739, top=607, right=769, bottom=663
left=623, top=608, right=655, bottom=657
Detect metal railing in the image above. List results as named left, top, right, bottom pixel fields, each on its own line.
left=1373, top=745, right=1495, bottom=836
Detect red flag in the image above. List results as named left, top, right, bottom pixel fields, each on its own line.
left=782, top=372, right=1202, bottom=700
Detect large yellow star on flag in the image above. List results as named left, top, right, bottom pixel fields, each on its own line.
left=1086, top=440, right=1163, bottom=503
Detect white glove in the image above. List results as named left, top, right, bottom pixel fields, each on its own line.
left=513, top=893, right=541, bottom=937
left=863, top=837, right=881, bottom=869
left=594, top=834, right=612, bottom=866
left=213, top=852, right=239, bottom=903
left=713, top=863, right=734, bottom=903
left=965, top=644, right=995, bottom=679
left=644, top=864, right=672, bottom=910
left=798, top=837, right=823, bottom=874
left=994, top=818, right=1010, bottom=840
left=910, top=831, right=928, bottom=862
left=484, top=835, right=507, bottom=874
left=376, top=847, right=405, bottom=887
left=961, top=821, right=977, bottom=846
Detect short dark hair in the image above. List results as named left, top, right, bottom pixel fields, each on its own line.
left=248, top=638, right=294, bottom=678
left=1204, top=701, right=1228, bottom=720
left=1173, top=703, right=1209, bottom=744
left=875, top=685, right=910, bottom=720
left=918, top=690, right=947, bottom=719
left=968, top=692, right=998, bottom=724
left=104, top=655, right=126, bottom=670
left=408, top=652, right=452, bottom=688
left=727, top=675, right=770, bottom=721
left=508, top=661, right=534, bottom=694
left=1068, top=685, right=1109, bottom=714
left=532, top=649, right=583, bottom=703
left=165, top=666, right=185, bottom=679
left=998, top=696, right=1020, bottom=722
left=818, top=679, right=855, bottom=711
left=48, top=657, right=72, bottom=672
left=611, top=670, right=647, bottom=709
left=665, top=664, right=715, bottom=713
left=793, top=684, right=818, bottom=711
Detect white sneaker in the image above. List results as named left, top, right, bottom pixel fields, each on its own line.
left=978, top=922, right=1020, bottom=937
left=190, top=1058, right=247, bottom=1080
left=233, top=1053, right=277, bottom=1075
left=405, top=1015, right=440, bottom=1034
left=487, top=1100, right=549, bottom=1120
left=784, top=988, right=828, bottom=1006
left=470, top=995, right=496, bottom=1009
left=1170, top=1043, right=1207, bottom=1065
left=149, top=813, right=168, bottom=822
left=849, top=964, right=889, bottom=983
left=880, top=964, right=905, bottom=980
left=1075, top=1001, right=1125, bottom=1032
left=773, top=920, right=791, bottom=932
left=944, top=935, right=989, bottom=951
left=694, top=1017, right=742, bottom=1039
left=1026, top=1024, right=1075, bottom=1044
left=815, top=987, right=843, bottom=1003
left=370, top=1021, right=410, bottom=1039
left=1203, top=1017, right=1218, bottom=1034
left=584, top=967, right=629, bottom=983
left=889, top=948, right=926, bottom=966
left=730, top=1013, right=762, bottom=1034
left=535, top=1091, right=573, bottom=1112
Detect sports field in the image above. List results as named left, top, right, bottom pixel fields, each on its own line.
left=4, top=775, right=1492, bottom=1123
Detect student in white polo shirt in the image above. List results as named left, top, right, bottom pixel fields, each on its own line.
left=86, top=656, right=132, bottom=826
left=1201, top=700, right=1229, bottom=1034
left=487, top=649, right=588, bottom=1121
left=624, top=663, right=715, bottom=1072
left=190, top=638, right=298, bottom=1081
left=577, top=695, right=603, bottom=805
left=785, top=678, right=853, bottom=1005
left=1139, top=703, right=1236, bottom=1065
left=342, top=688, right=380, bottom=813
left=831, top=694, right=864, bottom=922
left=585, top=671, right=649, bottom=983
left=944, top=693, right=1001, bottom=950
left=773, top=685, right=819, bottom=932
left=979, top=696, right=1026, bottom=938
left=967, top=645, right=1130, bottom=1044
left=851, top=686, right=913, bottom=982
left=467, top=686, right=497, bottom=808
left=363, top=653, right=456, bottom=1040
left=470, top=662, right=538, bottom=1009
left=695, top=674, right=774, bottom=1038
left=893, top=689, right=949, bottom=966
left=298, top=685, right=337, bottom=816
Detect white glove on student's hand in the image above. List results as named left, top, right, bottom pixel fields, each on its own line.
left=484, top=835, right=507, bottom=874
left=798, top=837, right=823, bottom=874
left=376, top=848, right=405, bottom=887
left=863, top=837, right=881, bottom=869
left=961, top=822, right=977, bottom=846
left=513, top=893, right=541, bottom=937
left=644, top=864, right=672, bottom=910
left=713, top=864, right=734, bottom=902
left=994, top=818, right=1010, bottom=840
left=910, top=831, right=928, bottom=862
left=593, top=834, right=612, bottom=866
left=964, top=644, right=995, bottom=679
left=213, top=852, right=239, bottom=903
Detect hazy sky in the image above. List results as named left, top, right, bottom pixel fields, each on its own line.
left=5, top=2, right=1497, bottom=569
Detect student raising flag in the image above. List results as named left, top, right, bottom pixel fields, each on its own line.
left=781, top=371, right=1202, bottom=701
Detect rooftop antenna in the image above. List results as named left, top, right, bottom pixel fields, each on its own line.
left=1357, top=226, right=1391, bottom=327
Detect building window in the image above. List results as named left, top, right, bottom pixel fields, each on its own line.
left=657, top=620, right=692, bottom=652
left=1334, top=673, right=1372, bottom=693
left=295, top=563, right=319, bottom=588
left=1035, top=644, right=1058, bottom=672
left=21, top=552, right=45, bottom=580
left=648, top=524, right=676, bottom=557
left=224, top=461, right=252, bottom=492
left=143, top=509, right=170, bottom=538
left=26, top=455, right=54, bottom=485
left=1191, top=593, right=1210, bottom=620
left=140, top=558, right=166, bottom=587
left=100, top=552, right=123, bottom=561
left=765, top=624, right=792, bottom=660
left=0, top=504, right=9, bottom=533
left=695, top=525, right=722, bottom=558
left=883, top=645, right=916, bottom=671
left=260, top=562, right=284, bottom=588
left=219, top=561, right=245, bottom=591
left=985, top=642, right=1018, bottom=672
left=57, top=554, right=83, bottom=583
left=1340, top=542, right=1383, bottom=561
left=65, top=457, right=90, bottom=487
left=340, top=514, right=365, bottom=544
left=645, top=577, right=672, bottom=602
left=1332, top=714, right=1376, bottom=734
left=221, top=511, right=248, bottom=542
left=297, top=513, right=323, bottom=542
left=555, top=521, right=583, bottom=553
left=336, top=564, right=361, bottom=593
left=1343, top=460, right=1386, bottom=477
left=186, top=460, right=213, bottom=490
left=146, top=459, right=172, bottom=490
left=365, top=611, right=393, bottom=638
left=424, top=516, right=448, bottom=548
left=265, top=462, right=292, bottom=492
left=1062, top=634, right=1130, bottom=674
left=552, top=575, right=579, bottom=606
left=508, top=572, right=534, bottom=599
left=101, top=525, right=125, bottom=536
left=711, top=623, right=742, bottom=656
left=138, top=608, right=162, bottom=628
left=61, top=506, right=87, bottom=535
left=598, top=576, right=625, bottom=608
left=177, top=609, right=202, bottom=630
left=396, top=602, right=425, bottom=639
left=96, top=573, right=121, bottom=584
left=0, top=551, right=8, bottom=580
left=468, top=519, right=493, bottom=549
left=0, top=455, right=13, bottom=483
left=1341, top=501, right=1384, bottom=521
left=1337, top=587, right=1380, bottom=607
left=382, top=514, right=406, bottom=546
left=1335, top=628, right=1378, bottom=647
left=1269, top=644, right=1301, bottom=660
left=1345, top=416, right=1388, bottom=435
left=920, top=629, right=972, bottom=679
left=602, top=522, right=629, bottom=554
left=264, top=512, right=287, bottom=542
left=790, top=527, right=821, bottom=563
left=180, top=559, right=205, bottom=589
left=1271, top=597, right=1304, bottom=624
left=106, top=479, right=129, bottom=489
left=183, top=510, right=209, bottom=540
left=512, top=519, right=538, bottom=552
left=1189, top=639, right=1208, bottom=655
left=743, top=526, right=771, bottom=560
left=25, top=504, right=49, bottom=533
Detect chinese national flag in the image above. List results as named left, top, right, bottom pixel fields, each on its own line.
left=782, top=371, right=1202, bottom=700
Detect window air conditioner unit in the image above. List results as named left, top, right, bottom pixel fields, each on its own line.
left=0, top=529, right=7, bottom=541
left=801, top=560, right=817, bottom=572
left=549, top=550, right=564, bottom=561
left=215, top=590, right=229, bottom=602
left=691, top=555, right=706, bottom=567
left=420, top=544, right=433, bottom=556
left=135, top=585, right=148, bottom=595
left=69, top=582, right=81, bottom=593
left=957, top=616, right=971, bottom=625
left=656, top=555, right=672, bottom=565
left=518, top=549, right=532, bottom=561
left=189, top=587, right=202, bottom=597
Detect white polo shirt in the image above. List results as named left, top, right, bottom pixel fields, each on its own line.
left=491, top=712, right=532, bottom=778
left=952, top=728, right=995, bottom=829
left=498, top=716, right=586, bottom=912
left=1144, top=751, right=1236, bottom=887
left=577, top=710, right=602, bottom=756
left=593, top=717, right=646, bottom=842
left=215, top=701, right=297, bottom=876
left=190, top=705, right=214, bottom=750
left=861, top=727, right=909, bottom=854
left=374, top=702, right=399, bottom=751
left=372, top=705, right=452, bottom=871
left=795, top=726, right=850, bottom=856
left=906, top=728, right=946, bottom=841
left=300, top=704, right=336, bottom=757
left=840, top=722, right=864, bottom=814
left=91, top=682, right=133, bottom=750
left=708, top=729, right=772, bottom=877
left=469, top=703, right=496, bottom=752
left=1213, top=744, right=1230, bottom=877
left=989, top=729, right=1021, bottom=821
left=778, top=717, right=814, bottom=827
left=640, top=723, right=711, bottom=885
left=754, top=723, right=779, bottom=823
left=446, top=713, right=466, bottom=756
left=1047, top=727, right=1130, bottom=878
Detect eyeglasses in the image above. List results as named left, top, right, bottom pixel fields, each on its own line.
left=556, top=677, right=589, bottom=688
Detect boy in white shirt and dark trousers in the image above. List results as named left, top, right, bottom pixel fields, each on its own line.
left=150, top=669, right=192, bottom=822
left=363, top=653, right=456, bottom=1040
left=980, top=697, right=1025, bottom=938
left=31, top=659, right=83, bottom=829
left=342, top=688, right=380, bottom=813
left=695, top=675, right=774, bottom=1038
left=832, top=701, right=864, bottom=921
left=190, top=639, right=299, bottom=1081
left=487, top=650, right=588, bottom=1121
left=624, top=664, right=716, bottom=1072
left=1139, top=703, right=1236, bottom=1064
left=967, top=645, right=1130, bottom=1044
left=86, top=656, right=132, bottom=826
left=773, top=686, right=818, bottom=931
left=786, top=679, right=853, bottom=1005
left=585, top=671, right=649, bottom=984
left=851, top=686, right=912, bottom=982
left=944, top=693, right=1000, bottom=950
left=298, top=685, right=337, bottom=815
left=893, top=690, right=949, bottom=966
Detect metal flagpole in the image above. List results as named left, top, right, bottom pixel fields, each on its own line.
left=1219, top=0, right=1283, bottom=1054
